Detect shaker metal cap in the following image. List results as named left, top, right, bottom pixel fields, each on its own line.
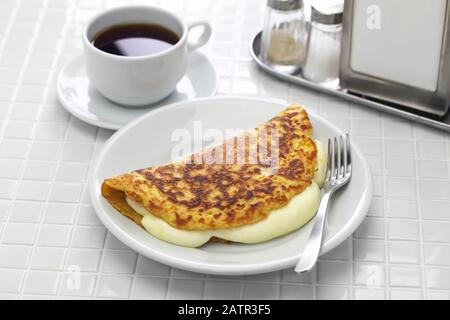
left=311, top=0, right=343, bottom=24
left=267, top=0, right=302, bottom=11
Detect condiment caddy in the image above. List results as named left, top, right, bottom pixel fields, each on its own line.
left=252, top=0, right=450, bottom=132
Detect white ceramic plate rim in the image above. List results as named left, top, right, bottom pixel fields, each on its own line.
left=56, top=54, right=219, bottom=130
left=89, top=96, right=372, bottom=275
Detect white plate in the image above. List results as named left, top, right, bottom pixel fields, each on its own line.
left=57, top=52, right=218, bottom=130
left=89, top=97, right=372, bottom=275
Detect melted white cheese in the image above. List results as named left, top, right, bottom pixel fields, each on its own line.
left=126, top=140, right=327, bottom=247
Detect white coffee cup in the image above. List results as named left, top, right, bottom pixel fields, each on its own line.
left=82, top=6, right=211, bottom=106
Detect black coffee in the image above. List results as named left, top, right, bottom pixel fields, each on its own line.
left=92, top=23, right=180, bottom=56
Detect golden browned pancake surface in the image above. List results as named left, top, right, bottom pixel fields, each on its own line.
left=102, top=104, right=318, bottom=231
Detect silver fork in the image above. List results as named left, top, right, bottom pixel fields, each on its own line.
left=295, top=134, right=352, bottom=274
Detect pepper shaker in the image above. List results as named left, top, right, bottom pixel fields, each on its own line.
left=260, top=0, right=308, bottom=74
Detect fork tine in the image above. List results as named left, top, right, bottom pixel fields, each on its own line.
left=340, top=135, right=345, bottom=176
left=346, top=134, right=352, bottom=175
left=326, top=139, right=332, bottom=181
left=334, top=137, right=339, bottom=179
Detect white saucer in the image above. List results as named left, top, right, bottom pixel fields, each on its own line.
left=57, top=53, right=218, bottom=130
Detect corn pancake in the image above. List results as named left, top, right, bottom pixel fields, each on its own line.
left=126, top=177, right=323, bottom=247
left=102, top=104, right=322, bottom=241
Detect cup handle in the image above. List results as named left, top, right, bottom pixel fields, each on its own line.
left=187, top=20, right=212, bottom=52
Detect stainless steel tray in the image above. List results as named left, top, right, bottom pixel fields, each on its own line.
left=250, top=32, right=450, bottom=132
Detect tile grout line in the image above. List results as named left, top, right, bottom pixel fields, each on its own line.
left=275, top=272, right=281, bottom=300
left=127, top=241, right=140, bottom=299
left=164, top=267, right=174, bottom=300
left=413, top=124, right=432, bottom=299
left=0, top=0, right=24, bottom=242
left=11, top=257, right=441, bottom=272
left=2, top=269, right=433, bottom=287
left=348, top=103, right=355, bottom=300
left=238, top=278, right=244, bottom=300
left=380, top=111, right=392, bottom=299
left=13, top=282, right=433, bottom=300
left=0, top=1, right=22, bottom=60
left=89, top=221, right=109, bottom=299
left=89, top=181, right=119, bottom=298
left=312, top=266, right=317, bottom=300
left=201, top=275, right=207, bottom=300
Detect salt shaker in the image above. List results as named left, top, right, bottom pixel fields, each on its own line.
left=302, top=0, right=343, bottom=88
left=260, top=0, right=308, bottom=74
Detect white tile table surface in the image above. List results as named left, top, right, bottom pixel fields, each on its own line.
left=0, top=0, right=449, bottom=300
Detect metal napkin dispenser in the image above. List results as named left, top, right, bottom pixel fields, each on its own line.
left=340, top=0, right=450, bottom=117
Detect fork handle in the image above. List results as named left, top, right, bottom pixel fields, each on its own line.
left=295, top=190, right=332, bottom=273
